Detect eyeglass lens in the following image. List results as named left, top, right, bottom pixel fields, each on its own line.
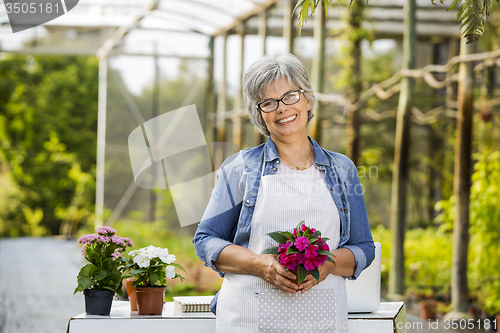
left=259, top=91, right=301, bottom=112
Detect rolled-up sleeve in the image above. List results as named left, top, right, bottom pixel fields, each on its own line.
left=340, top=164, right=375, bottom=280
left=192, top=158, right=242, bottom=277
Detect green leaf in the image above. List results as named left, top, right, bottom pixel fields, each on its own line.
left=261, top=246, right=280, bottom=255
left=313, top=230, right=321, bottom=238
left=297, top=264, right=308, bottom=285
left=282, top=232, right=295, bottom=240
left=74, top=264, right=94, bottom=294
left=150, top=273, right=159, bottom=286
left=326, top=256, right=336, bottom=264
left=93, top=269, right=106, bottom=281
left=317, top=249, right=333, bottom=256
left=286, top=247, right=300, bottom=255
left=131, top=268, right=147, bottom=276
left=296, top=221, right=306, bottom=230
left=266, top=232, right=288, bottom=244
left=169, top=263, right=187, bottom=274
left=311, top=267, right=320, bottom=283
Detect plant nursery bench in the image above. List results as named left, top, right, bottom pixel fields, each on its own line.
left=67, top=301, right=407, bottom=333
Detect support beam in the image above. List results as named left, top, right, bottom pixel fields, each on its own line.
left=259, top=8, right=268, bottom=55
left=283, top=0, right=294, bottom=53
left=216, top=33, right=228, bottom=143
left=96, top=0, right=159, bottom=58
left=389, top=0, right=416, bottom=297
left=233, top=23, right=245, bottom=148
left=309, top=0, right=325, bottom=144
left=206, top=37, right=216, bottom=143
left=95, top=56, right=108, bottom=229
left=255, top=9, right=269, bottom=146
left=345, top=0, right=364, bottom=166
left=449, top=30, right=476, bottom=318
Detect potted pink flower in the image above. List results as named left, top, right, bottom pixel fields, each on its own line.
left=74, top=226, right=134, bottom=315
left=262, top=221, right=335, bottom=285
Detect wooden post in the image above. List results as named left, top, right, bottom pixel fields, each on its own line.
left=345, top=0, right=363, bottom=166
left=448, top=32, right=476, bottom=318
left=259, top=9, right=268, bottom=55
left=309, top=0, right=325, bottom=144
left=389, top=0, right=416, bottom=297
left=217, top=33, right=228, bottom=143
left=233, top=22, right=245, bottom=148
left=255, top=8, right=269, bottom=146
left=283, top=0, right=294, bottom=54
left=206, top=36, right=215, bottom=143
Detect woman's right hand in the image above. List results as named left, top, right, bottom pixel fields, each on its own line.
left=254, top=254, right=299, bottom=293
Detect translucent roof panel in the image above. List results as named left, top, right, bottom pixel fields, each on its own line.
left=0, top=0, right=266, bottom=33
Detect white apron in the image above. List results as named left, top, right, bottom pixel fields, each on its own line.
left=215, top=162, right=348, bottom=333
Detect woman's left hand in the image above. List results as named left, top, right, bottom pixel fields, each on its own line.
left=297, top=260, right=334, bottom=293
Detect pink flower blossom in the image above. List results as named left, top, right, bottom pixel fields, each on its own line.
left=310, top=227, right=316, bottom=235
left=97, top=226, right=117, bottom=236
left=122, top=237, right=134, bottom=247
left=301, top=224, right=308, bottom=232
left=279, top=252, right=291, bottom=264
left=303, top=259, right=316, bottom=271
left=304, top=245, right=319, bottom=259
left=278, top=241, right=293, bottom=253
left=294, top=236, right=309, bottom=251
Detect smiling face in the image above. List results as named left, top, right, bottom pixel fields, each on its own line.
left=259, top=79, right=311, bottom=141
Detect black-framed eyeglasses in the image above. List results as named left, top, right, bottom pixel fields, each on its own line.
left=256, top=89, right=304, bottom=113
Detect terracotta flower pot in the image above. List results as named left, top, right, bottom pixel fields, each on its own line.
left=419, top=300, right=437, bottom=320
left=83, top=289, right=115, bottom=316
left=496, top=314, right=500, bottom=333
left=135, top=286, right=166, bottom=315
left=125, top=278, right=138, bottom=311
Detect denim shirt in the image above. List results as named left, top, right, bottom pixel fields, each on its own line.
left=192, top=136, right=375, bottom=314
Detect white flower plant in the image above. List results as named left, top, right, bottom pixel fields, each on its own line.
left=122, top=245, right=186, bottom=287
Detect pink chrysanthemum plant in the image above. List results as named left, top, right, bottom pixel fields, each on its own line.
left=261, top=221, right=336, bottom=285
left=121, top=245, right=186, bottom=288
left=74, top=226, right=134, bottom=296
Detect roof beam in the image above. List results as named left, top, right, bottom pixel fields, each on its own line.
left=96, top=0, right=159, bottom=58
left=211, top=0, right=279, bottom=37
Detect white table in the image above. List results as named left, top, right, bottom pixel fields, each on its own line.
left=67, top=301, right=406, bottom=333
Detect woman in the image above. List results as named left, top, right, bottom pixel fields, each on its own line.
left=193, top=54, right=374, bottom=332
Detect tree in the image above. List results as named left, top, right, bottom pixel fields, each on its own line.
left=0, top=55, right=98, bottom=236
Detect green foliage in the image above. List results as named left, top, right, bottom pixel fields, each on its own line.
left=448, top=0, right=492, bottom=43
left=0, top=54, right=98, bottom=236
left=371, top=226, right=453, bottom=295
left=468, top=150, right=500, bottom=315
left=434, top=150, right=500, bottom=313
left=293, top=0, right=331, bottom=35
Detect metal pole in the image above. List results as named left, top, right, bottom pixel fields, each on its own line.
left=150, top=43, right=160, bottom=222
left=95, top=55, right=108, bottom=230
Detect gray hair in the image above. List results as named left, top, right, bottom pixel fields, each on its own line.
left=242, top=54, right=316, bottom=137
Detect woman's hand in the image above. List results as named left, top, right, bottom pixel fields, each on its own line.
left=254, top=254, right=299, bottom=293
left=297, top=260, right=334, bottom=293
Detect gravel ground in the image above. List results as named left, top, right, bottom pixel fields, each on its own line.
left=0, top=237, right=85, bottom=333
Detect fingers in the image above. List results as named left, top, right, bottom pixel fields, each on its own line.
left=298, top=275, right=319, bottom=293
left=276, top=264, right=297, bottom=281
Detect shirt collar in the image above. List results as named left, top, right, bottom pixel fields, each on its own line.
left=264, top=136, right=330, bottom=167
